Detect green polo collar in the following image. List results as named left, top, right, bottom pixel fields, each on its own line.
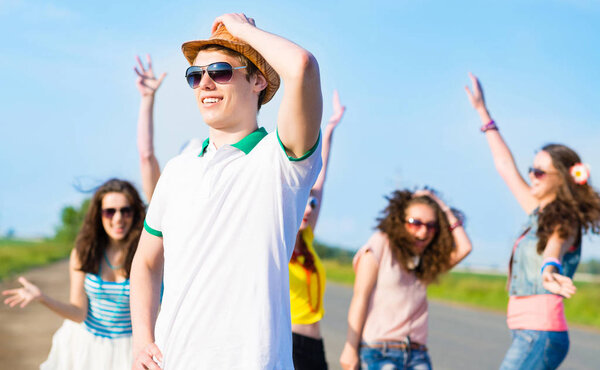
left=199, top=127, right=268, bottom=156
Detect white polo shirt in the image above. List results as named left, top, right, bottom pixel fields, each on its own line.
left=144, top=127, right=322, bottom=369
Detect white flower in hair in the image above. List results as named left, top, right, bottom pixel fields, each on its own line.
left=570, top=163, right=590, bottom=185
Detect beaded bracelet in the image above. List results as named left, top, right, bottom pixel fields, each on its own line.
left=481, top=120, right=498, bottom=133
left=449, top=220, right=463, bottom=232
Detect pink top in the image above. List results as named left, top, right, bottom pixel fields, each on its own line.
left=507, top=295, right=568, bottom=331
left=353, top=231, right=428, bottom=344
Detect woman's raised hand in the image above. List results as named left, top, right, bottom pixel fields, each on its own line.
left=134, top=54, right=166, bottom=97
left=542, top=271, right=577, bottom=298
left=2, top=277, right=42, bottom=308
left=464, top=72, right=487, bottom=113
left=414, top=189, right=450, bottom=212
left=328, top=90, right=346, bottom=127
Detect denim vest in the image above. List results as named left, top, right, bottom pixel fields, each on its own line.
left=508, top=210, right=581, bottom=297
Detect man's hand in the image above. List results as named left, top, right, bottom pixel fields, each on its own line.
left=135, top=55, right=166, bottom=98
left=132, top=342, right=163, bottom=370
left=211, top=13, right=256, bottom=37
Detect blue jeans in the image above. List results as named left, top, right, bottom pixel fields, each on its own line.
left=359, top=342, right=432, bottom=370
left=500, top=329, right=569, bottom=370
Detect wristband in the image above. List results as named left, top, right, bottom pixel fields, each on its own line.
left=449, top=220, right=463, bottom=232
left=481, top=120, right=498, bottom=133
left=541, top=259, right=563, bottom=275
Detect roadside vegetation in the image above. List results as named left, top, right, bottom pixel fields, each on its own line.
left=1, top=199, right=89, bottom=281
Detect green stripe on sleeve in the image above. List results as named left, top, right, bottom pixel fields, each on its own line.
left=144, top=220, right=163, bottom=237
left=276, top=129, right=321, bottom=162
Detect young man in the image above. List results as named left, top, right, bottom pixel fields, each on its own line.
left=130, top=13, right=323, bottom=370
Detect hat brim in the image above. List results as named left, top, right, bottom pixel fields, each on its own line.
left=182, top=39, right=280, bottom=104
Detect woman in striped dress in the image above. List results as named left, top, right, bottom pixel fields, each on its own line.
left=2, top=179, right=145, bottom=370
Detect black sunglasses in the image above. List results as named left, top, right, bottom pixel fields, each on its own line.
left=405, top=217, right=438, bottom=232
left=101, top=207, right=133, bottom=219
left=529, top=167, right=547, bottom=179
left=308, top=196, right=319, bottom=209
left=185, top=62, right=247, bottom=88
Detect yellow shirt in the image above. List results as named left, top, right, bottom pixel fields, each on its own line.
left=289, top=226, right=326, bottom=324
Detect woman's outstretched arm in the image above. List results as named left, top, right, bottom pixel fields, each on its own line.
left=465, top=73, right=538, bottom=214
left=135, top=54, right=166, bottom=201
left=307, top=90, right=346, bottom=230
left=2, top=249, right=88, bottom=322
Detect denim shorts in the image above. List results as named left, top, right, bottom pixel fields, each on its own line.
left=500, top=329, right=569, bottom=370
left=359, top=342, right=432, bottom=370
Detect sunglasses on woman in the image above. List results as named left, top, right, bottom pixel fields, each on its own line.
left=529, top=167, right=547, bottom=179
left=308, top=196, right=319, bottom=209
left=101, top=206, right=133, bottom=219
left=185, top=62, right=247, bottom=88
left=405, top=217, right=438, bottom=233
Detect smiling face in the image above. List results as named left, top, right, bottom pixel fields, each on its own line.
left=404, top=202, right=438, bottom=255
left=529, top=150, right=563, bottom=203
left=101, top=192, right=134, bottom=243
left=192, top=49, right=266, bottom=131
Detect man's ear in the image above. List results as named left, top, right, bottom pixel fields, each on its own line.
left=253, top=73, right=268, bottom=94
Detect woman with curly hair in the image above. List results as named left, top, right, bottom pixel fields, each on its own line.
left=2, top=179, right=145, bottom=370
left=465, top=73, right=600, bottom=370
left=339, top=189, right=472, bottom=370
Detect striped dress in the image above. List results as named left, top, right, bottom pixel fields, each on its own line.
left=83, top=273, right=131, bottom=338
left=40, top=271, right=133, bottom=370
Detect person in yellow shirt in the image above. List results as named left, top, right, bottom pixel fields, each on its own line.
left=289, top=90, right=345, bottom=370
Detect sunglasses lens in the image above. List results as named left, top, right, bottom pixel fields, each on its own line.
left=308, top=196, right=318, bottom=209
left=121, top=207, right=133, bottom=218
left=186, top=71, right=203, bottom=89
left=208, top=62, right=234, bottom=84
left=102, top=208, right=116, bottom=218
left=529, top=167, right=545, bottom=179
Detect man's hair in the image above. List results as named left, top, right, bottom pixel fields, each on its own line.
left=196, top=45, right=267, bottom=110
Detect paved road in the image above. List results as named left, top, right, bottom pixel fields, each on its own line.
left=1, top=261, right=598, bottom=369
left=322, top=282, right=600, bottom=370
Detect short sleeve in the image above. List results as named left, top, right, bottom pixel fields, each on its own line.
left=144, top=160, right=173, bottom=238
left=273, top=130, right=323, bottom=189
left=352, top=232, right=386, bottom=271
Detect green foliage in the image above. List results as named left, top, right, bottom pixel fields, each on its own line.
left=314, top=240, right=355, bottom=264
left=54, top=199, right=90, bottom=242
left=0, top=239, right=72, bottom=281
left=578, top=259, right=600, bottom=274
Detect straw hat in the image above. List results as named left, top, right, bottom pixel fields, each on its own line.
left=181, top=25, right=280, bottom=104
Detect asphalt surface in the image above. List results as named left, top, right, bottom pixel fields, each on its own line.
left=322, top=282, right=600, bottom=370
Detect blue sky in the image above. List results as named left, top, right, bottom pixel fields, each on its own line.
left=2, top=0, right=600, bottom=268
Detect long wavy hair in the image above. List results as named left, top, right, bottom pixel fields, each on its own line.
left=291, top=230, right=316, bottom=272
left=536, top=144, right=600, bottom=253
left=377, top=189, right=463, bottom=284
left=75, top=179, right=145, bottom=278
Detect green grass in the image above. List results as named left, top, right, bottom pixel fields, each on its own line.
left=0, top=239, right=72, bottom=281
left=324, top=259, right=600, bottom=329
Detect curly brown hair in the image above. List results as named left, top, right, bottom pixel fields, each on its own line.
left=377, top=189, right=463, bottom=284
left=75, top=179, right=145, bottom=278
left=536, top=144, right=600, bottom=253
